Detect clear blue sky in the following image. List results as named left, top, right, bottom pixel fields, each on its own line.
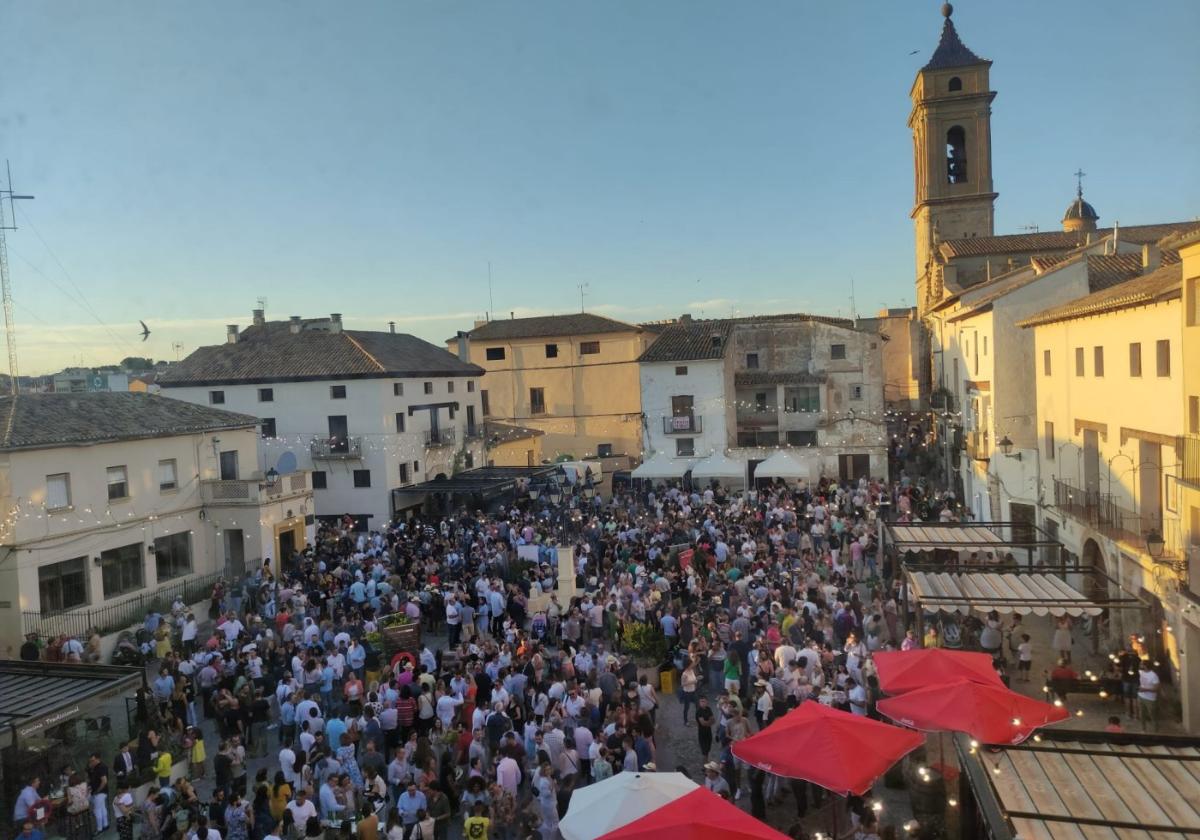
left=3, top=0, right=1197, bottom=373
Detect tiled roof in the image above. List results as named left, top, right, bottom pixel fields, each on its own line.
left=465, top=313, right=642, bottom=341
left=1086, top=251, right=1179, bottom=292
left=159, top=323, right=482, bottom=386
left=482, top=421, right=545, bottom=445
left=940, top=222, right=1200, bottom=259
left=639, top=321, right=733, bottom=363
left=923, top=16, right=988, bottom=71
left=1017, top=262, right=1183, bottom=329
left=0, top=393, right=259, bottom=451
left=734, top=371, right=827, bottom=387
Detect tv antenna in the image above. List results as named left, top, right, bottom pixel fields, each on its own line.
left=849, top=276, right=857, bottom=319
left=0, top=162, right=34, bottom=395
left=172, top=341, right=185, bottom=361
left=256, top=296, right=268, bottom=314
left=1018, top=223, right=1040, bottom=233
left=487, top=261, right=494, bottom=320
left=578, top=282, right=589, bottom=313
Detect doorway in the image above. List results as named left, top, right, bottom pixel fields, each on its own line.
left=219, top=450, right=239, bottom=481
left=838, top=454, right=870, bottom=483
left=277, top=528, right=296, bottom=573
left=224, top=529, right=246, bottom=580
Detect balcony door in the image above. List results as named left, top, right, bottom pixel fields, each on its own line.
left=1082, top=430, right=1100, bottom=497
left=1138, top=440, right=1162, bottom=531
left=219, top=450, right=239, bottom=481
left=328, top=415, right=349, bottom=453
left=671, top=395, right=694, bottom=430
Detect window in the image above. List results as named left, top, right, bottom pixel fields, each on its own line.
left=395, top=412, right=406, bottom=433
left=710, top=335, right=722, bottom=349
left=1190, top=275, right=1200, bottom=326
left=579, top=341, right=600, bottom=355
left=393, top=382, right=404, bottom=396
left=530, top=387, right=546, bottom=414
left=597, top=443, right=613, bottom=457
left=746, top=353, right=759, bottom=369
left=946, top=125, right=967, bottom=183
left=261, top=418, right=276, bottom=439
left=1130, top=342, right=1142, bottom=377
left=446, top=381, right=454, bottom=394
left=353, top=469, right=371, bottom=488
left=1190, top=396, right=1199, bottom=435
left=485, top=347, right=505, bottom=361
left=330, top=385, right=346, bottom=399
left=464, top=452, right=474, bottom=468
left=1093, top=346, right=1104, bottom=377
left=1075, top=347, right=1085, bottom=376
left=258, top=387, right=274, bottom=402
left=755, top=392, right=768, bottom=412
left=219, top=450, right=239, bottom=480
left=948, top=76, right=962, bottom=91
left=158, top=459, right=178, bottom=491
left=327, top=416, right=349, bottom=453
left=154, top=532, right=192, bottom=581
left=423, top=382, right=433, bottom=394
left=983, top=336, right=988, bottom=355
left=831, top=344, right=846, bottom=360
left=107, top=466, right=129, bottom=500
left=675, top=366, right=688, bottom=376
left=311, top=470, right=327, bottom=489
left=787, top=430, right=818, bottom=446
left=481, top=390, right=490, bottom=416
left=545, top=343, right=558, bottom=358
left=413, top=460, right=420, bottom=474
left=100, top=543, right=143, bottom=598
left=39, top=557, right=88, bottom=612
left=1157, top=340, right=1171, bottom=376
left=467, top=381, right=475, bottom=393
left=784, top=386, right=820, bottom=413
left=209, top=390, right=225, bottom=405
left=399, top=462, right=411, bottom=483
left=448, top=404, right=456, bottom=420
left=46, top=473, right=71, bottom=510
left=675, top=438, right=695, bottom=457
left=1045, top=421, right=1055, bottom=460
left=850, top=384, right=864, bottom=401
left=1043, top=349, right=1052, bottom=376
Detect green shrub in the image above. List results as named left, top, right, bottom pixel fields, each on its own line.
left=622, top=622, right=668, bottom=664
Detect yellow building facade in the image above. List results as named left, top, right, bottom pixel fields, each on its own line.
left=482, top=421, right=544, bottom=468
left=1024, top=246, right=1200, bottom=732
left=453, top=313, right=657, bottom=462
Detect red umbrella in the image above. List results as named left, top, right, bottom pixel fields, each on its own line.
left=873, top=648, right=1004, bottom=695
left=876, top=678, right=1069, bottom=745
left=731, top=702, right=924, bottom=796
left=597, top=787, right=789, bottom=840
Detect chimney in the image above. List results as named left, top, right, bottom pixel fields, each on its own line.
left=456, top=330, right=471, bottom=363
left=510, top=311, right=515, bottom=320
left=388, top=321, right=396, bottom=334
left=1142, top=243, right=1162, bottom=272
left=226, top=324, right=239, bottom=344
left=289, top=316, right=303, bottom=334
left=679, top=313, right=693, bottom=325
left=252, top=308, right=265, bottom=327
left=329, top=313, right=342, bottom=334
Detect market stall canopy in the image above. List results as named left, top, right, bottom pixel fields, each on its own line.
left=731, top=702, right=924, bottom=796
left=907, top=570, right=1103, bottom=617
left=877, top=678, right=1069, bottom=745
left=0, top=661, right=143, bottom=749
left=691, top=451, right=747, bottom=481
left=753, top=449, right=815, bottom=480
left=888, top=523, right=1009, bottom=551
left=560, top=771, right=699, bottom=840
left=873, top=649, right=1004, bottom=695
left=631, top=452, right=697, bottom=479
left=597, top=787, right=790, bottom=840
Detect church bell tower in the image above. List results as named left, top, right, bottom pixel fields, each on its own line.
left=910, top=3, right=997, bottom=314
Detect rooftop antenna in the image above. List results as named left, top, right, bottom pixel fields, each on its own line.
left=172, top=341, right=184, bottom=361
left=1018, top=223, right=1040, bottom=233
left=487, top=261, right=494, bottom=321
left=256, top=296, right=268, bottom=316
left=0, top=162, right=34, bottom=395
left=849, top=276, right=857, bottom=320
left=578, top=282, right=589, bottom=313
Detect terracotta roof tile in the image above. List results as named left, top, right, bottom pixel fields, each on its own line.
left=923, top=17, right=988, bottom=71
left=1017, top=263, right=1183, bottom=329
left=940, top=222, right=1199, bottom=259
left=465, top=313, right=642, bottom=341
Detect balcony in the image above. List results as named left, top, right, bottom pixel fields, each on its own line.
left=202, top=471, right=310, bottom=506
left=663, top=415, right=702, bottom=435
left=310, top=436, right=363, bottom=459
left=425, top=427, right=457, bottom=447
left=1181, top=434, right=1200, bottom=486
left=965, top=430, right=990, bottom=461
left=1053, top=478, right=1184, bottom=559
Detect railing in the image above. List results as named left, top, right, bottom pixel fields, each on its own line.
left=1180, top=434, right=1200, bottom=486
left=736, top=429, right=780, bottom=447
left=201, top=471, right=310, bottom=506
left=1053, top=478, right=1184, bottom=558
left=310, top=436, right=363, bottom=459
left=425, top=427, right=457, bottom=447
left=965, top=430, right=990, bottom=460
left=663, top=415, right=702, bottom=434
left=464, top=424, right=481, bottom=439
left=22, top=571, right=224, bottom=639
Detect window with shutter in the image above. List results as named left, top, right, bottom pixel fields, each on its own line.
left=46, top=474, right=71, bottom=510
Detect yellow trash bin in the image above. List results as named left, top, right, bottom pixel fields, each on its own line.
left=659, top=667, right=676, bottom=694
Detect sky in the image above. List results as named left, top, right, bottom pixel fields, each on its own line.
left=2, top=0, right=1198, bottom=374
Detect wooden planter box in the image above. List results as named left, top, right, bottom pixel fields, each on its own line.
left=380, top=622, right=421, bottom=654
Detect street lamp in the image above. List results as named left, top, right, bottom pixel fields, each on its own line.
left=582, top=486, right=595, bottom=499
left=548, top=488, right=562, bottom=505
left=998, top=435, right=1022, bottom=461
left=1145, top=529, right=1165, bottom=560
left=259, top=467, right=280, bottom=490
left=528, top=485, right=541, bottom=501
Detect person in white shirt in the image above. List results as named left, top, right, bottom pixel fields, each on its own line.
left=1138, top=660, right=1161, bottom=732
left=286, top=790, right=317, bottom=827
left=847, top=678, right=868, bottom=716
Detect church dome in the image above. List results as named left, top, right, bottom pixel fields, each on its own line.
left=1062, top=185, right=1098, bottom=233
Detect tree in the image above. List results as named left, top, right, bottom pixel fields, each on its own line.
left=120, top=356, right=155, bottom=371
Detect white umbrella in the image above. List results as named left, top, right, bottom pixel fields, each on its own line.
left=631, top=452, right=696, bottom=479
left=754, top=449, right=815, bottom=480
left=560, top=771, right=699, bottom=840
left=691, top=451, right=747, bottom=483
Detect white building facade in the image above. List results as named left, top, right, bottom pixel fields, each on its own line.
left=0, top=393, right=312, bottom=646
left=160, top=312, right=485, bottom=529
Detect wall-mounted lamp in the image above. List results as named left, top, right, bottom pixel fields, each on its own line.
left=998, top=435, right=1022, bottom=461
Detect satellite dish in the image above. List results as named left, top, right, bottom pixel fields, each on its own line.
left=275, top=451, right=298, bottom=475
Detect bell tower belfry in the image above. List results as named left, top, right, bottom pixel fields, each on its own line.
left=910, top=3, right=997, bottom=314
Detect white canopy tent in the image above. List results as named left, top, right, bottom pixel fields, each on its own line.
left=631, top=452, right=697, bottom=479
left=560, top=771, right=699, bottom=840
left=754, top=448, right=817, bottom=482
left=691, top=451, right=747, bottom=484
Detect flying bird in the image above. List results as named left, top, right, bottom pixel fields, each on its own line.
left=909, top=50, right=920, bottom=55
left=139, top=320, right=151, bottom=341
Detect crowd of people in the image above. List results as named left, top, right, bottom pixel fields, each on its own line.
left=11, top=470, right=1088, bottom=840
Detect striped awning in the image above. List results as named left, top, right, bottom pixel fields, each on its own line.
left=888, top=524, right=1008, bottom=550
left=907, top=570, right=1102, bottom=617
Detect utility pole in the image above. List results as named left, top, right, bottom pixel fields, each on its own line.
left=0, top=163, right=34, bottom=395
left=578, top=282, right=589, bottom=313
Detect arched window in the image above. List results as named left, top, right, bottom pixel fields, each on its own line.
left=946, top=126, right=967, bottom=183
left=948, top=76, right=962, bottom=92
